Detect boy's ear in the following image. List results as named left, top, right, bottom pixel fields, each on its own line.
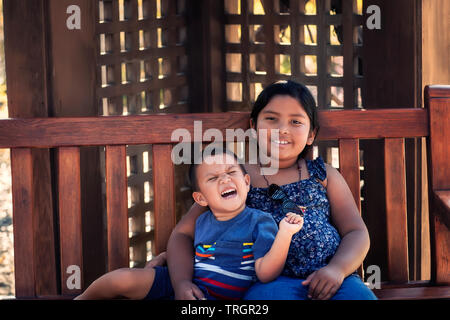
left=192, top=191, right=208, bottom=207
left=244, top=173, right=251, bottom=190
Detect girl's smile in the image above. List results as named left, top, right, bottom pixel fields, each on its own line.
left=253, top=95, right=316, bottom=169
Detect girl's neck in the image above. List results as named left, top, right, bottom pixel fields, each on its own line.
left=260, top=157, right=299, bottom=170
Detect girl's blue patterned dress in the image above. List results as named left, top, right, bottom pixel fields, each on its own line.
left=246, top=156, right=341, bottom=278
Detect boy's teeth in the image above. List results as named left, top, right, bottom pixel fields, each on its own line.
left=221, top=189, right=236, bottom=196
left=274, top=140, right=289, bottom=144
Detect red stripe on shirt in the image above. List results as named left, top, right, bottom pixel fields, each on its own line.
left=196, top=252, right=213, bottom=258
left=205, top=287, right=240, bottom=300
left=242, top=254, right=254, bottom=259
left=197, top=277, right=247, bottom=292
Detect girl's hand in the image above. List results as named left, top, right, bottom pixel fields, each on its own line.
left=302, top=265, right=345, bottom=300
left=279, top=212, right=304, bottom=235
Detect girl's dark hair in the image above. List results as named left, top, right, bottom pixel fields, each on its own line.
left=250, top=80, right=319, bottom=159
left=189, top=148, right=247, bottom=192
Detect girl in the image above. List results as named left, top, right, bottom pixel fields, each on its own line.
left=167, top=80, right=377, bottom=300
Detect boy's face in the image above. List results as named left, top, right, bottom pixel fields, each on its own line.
left=192, top=153, right=250, bottom=218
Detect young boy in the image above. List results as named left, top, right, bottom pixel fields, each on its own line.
left=75, top=150, right=303, bottom=300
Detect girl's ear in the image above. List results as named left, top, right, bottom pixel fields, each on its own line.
left=249, top=118, right=256, bottom=129
left=306, top=128, right=317, bottom=145
left=192, top=191, right=208, bottom=207
left=249, top=119, right=257, bottom=139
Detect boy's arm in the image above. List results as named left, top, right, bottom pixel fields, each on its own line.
left=166, top=202, right=208, bottom=300
left=254, top=213, right=303, bottom=283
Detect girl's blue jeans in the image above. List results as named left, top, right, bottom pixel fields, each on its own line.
left=243, top=274, right=378, bottom=300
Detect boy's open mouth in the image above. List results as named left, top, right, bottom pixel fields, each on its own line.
left=221, top=188, right=237, bottom=199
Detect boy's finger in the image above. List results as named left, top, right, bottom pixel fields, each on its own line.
left=191, top=285, right=206, bottom=300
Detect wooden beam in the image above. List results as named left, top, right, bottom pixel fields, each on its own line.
left=0, top=108, right=428, bottom=148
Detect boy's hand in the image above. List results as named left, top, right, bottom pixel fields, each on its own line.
left=279, top=212, right=303, bottom=235
left=174, top=280, right=206, bottom=300
left=144, top=251, right=167, bottom=268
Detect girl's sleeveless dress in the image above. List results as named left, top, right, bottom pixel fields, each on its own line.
left=246, top=156, right=341, bottom=279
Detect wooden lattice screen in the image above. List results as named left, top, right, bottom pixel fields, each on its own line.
left=223, top=0, right=365, bottom=211
left=93, top=0, right=366, bottom=269
left=96, top=0, right=190, bottom=267
left=223, top=0, right=367, bottom=275
left=223, top=0, right=363, bottom=111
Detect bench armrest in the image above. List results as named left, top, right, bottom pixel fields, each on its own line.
left=433, top=190, right=450, bottom=229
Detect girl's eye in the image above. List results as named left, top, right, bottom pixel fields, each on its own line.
left=292, top=120, right=303, bottom=125
left=265, top=117, right=276, bottom=121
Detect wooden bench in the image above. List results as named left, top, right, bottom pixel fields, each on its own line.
left=0, top=85, right=449, bottom=300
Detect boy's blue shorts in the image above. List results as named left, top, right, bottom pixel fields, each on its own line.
left=143, top=266, right=175, bottom=300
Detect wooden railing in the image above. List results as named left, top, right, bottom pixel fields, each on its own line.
left=0, top=85, right=448, bottom=299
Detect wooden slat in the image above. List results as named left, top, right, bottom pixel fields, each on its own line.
left=373, top=285, right=450, bottom=300
left=338, top=139, right=361, bottom=212
left=10, top=148, right=36, bottom=297
left=0, top=108, right=429, bottom=148
left=105, top=145, right=129, bottom=270
left=58, top=147, right=83, bottom=295
left=338, top=138, right=363, bottom=278
left=342, top=0, right=355, bottom=109
left=152, top=144, right=176, bottom=254
left=384, top=138, right=409, bottom=282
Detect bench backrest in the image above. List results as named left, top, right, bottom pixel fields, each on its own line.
left=0, top=85, right=448, bottom=298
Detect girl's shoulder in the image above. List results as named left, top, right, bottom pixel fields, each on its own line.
left=305, top=156, right=328, bottom=183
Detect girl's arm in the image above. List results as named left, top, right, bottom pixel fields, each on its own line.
left=325, top=163, right=370, bottom=276
left=166, top=202, right=208, bottom=300
left=303, top=163, right=370, bottom=299
left=255, top=213, right=303, bottom=283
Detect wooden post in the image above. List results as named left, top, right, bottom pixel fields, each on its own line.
left=425, top=86, right=450, bottom=285
left=186, top=0, right=225, bottom=112
left=362, top=0, right=421, bottom=282
left=3, top=0, right=58, bottom=297
left=47, top=0, right=106, bottom=288
left=421, top=0, right=450, bottom=280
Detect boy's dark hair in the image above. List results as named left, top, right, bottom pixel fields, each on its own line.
left=250, top=80, right=319, bottom=159
left=189, top=148, right=247, bottom=192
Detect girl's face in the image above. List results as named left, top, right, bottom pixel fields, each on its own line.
left=251, top=95, right=316, bottom=167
